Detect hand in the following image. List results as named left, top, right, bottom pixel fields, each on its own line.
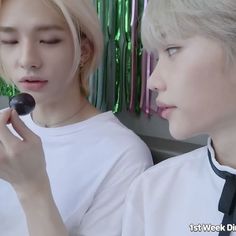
left=0, top=109, right=68, bottom=236
left=0, top=109, right=49, bottom=199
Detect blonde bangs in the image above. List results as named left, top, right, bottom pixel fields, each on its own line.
left=141, top=0, right=188, bottom=52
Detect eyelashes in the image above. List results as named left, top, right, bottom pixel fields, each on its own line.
left=165, top=47, right=181, bottom=56
left=39, top=39, right=62, bottom=44
left=0, top=40, right=18, bottom=44
left=0, top=38, right=62, bottom=45
left=153, top=46, right=181, bottom=65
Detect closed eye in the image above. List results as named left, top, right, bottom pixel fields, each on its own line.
left=0, top=40, right=18, bottom=44
left=40, top=39, right=62, bottom=44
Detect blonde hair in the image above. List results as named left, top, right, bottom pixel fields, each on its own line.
left=141, top=0, right=236, bottom=63
left=0, top=0, right=103, bottom=96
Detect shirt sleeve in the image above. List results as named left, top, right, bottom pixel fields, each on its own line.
left=121, top=176, right=145, bottom=236
left=77, top=145, right=153, bottom=236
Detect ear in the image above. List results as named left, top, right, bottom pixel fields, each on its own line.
left=80, top=37, right=93, bottom=66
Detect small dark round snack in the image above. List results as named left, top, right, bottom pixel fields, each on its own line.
left=9, top=93, right=36, bottom=116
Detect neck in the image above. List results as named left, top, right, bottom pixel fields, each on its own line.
left=211, top=129, right=236, bottom=169
left=31, top=95, right=96, bottom=128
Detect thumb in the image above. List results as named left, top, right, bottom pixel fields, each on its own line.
left=10, top=110, right=37, bottom=141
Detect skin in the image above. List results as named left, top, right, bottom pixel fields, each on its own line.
left=0, top=0, right=100, bottom=235
left=148, top=36, right=236, bottom=168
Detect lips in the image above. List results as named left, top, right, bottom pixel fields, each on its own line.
left=19, top=76, right=48, bottom=91
left=156, top=101, right=177, bottom=119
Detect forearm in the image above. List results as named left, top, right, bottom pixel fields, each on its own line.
left=17, top=184, right=69, bottom=236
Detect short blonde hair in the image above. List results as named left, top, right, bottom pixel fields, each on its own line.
left=142, top=0, right=236, bottom=63
left=0, top=0, right=103, bottom=96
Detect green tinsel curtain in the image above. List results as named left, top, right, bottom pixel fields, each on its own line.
left=90, top=0, right=149, bottom=114
left=0, top=79, right=18, bottom=97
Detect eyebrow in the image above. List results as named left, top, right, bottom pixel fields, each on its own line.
left=0, top=25, right=65, bottom=33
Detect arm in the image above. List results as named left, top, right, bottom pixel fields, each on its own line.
left=18, top=186, right=68, bottom=236
left=121, top=178, right=145, bottom=236
left=0, top=109, right=68, bottom=236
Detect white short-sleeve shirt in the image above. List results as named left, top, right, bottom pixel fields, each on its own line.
left=122, top=138, right=236, bottom=236
left=0, top=111, right=153, bottom=236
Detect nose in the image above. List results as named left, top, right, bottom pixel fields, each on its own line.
left=147, top=65, right=167, bottom=92
left=18, top=41, right=42, bottom=70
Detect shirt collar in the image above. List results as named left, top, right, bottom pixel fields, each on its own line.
left=207, top=137, right=236, bottom=178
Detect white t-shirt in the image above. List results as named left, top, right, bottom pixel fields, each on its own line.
left=0, top=111, right=153, bottom=236
left=122, top=138, right=236, bottom=236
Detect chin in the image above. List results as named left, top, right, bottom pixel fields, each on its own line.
left=169, top=124, right=196, bottom=141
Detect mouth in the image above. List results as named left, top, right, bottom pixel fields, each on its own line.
left=19, top=76, right=48, bottom=91
left=156, top=101, right=177, bottom=119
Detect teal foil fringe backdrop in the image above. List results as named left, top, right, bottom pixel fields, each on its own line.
left=91, top=0, right=156, bottom=115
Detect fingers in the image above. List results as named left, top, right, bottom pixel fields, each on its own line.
left=0, top=109, right=37, bottom=147
left=0, top=109, right=19, bottom=146
left=0, top=108, right=11, bottom=123
left=10, top=109, right=37, bottom=141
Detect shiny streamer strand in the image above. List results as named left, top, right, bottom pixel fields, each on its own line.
left=112, top=0, right=123, bottom=113
left=141, top=0, right=149, bottom=115
left=129, top=0, right=137, bottom=112
left=96, top=0, right=107, bottom=111
left=124, top=0, right=132, bottom=110
left=140, top=50, right=147, bottom=111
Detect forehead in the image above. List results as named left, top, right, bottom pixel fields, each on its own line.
left=0, top=0, right=66, bottom=29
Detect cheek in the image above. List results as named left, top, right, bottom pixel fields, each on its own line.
left=168, top=93, right=228, bottom=140
left=0, top=51, right=16, bottom=79
left=45, top=45, right=75, bottom=72
left=176, top=44, right=224, bottom=89
left=173, top=62, right=221, bottom=114
left=47, top=59, right=76, bottom=90
left=50, top=57, right=74, bottom=80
